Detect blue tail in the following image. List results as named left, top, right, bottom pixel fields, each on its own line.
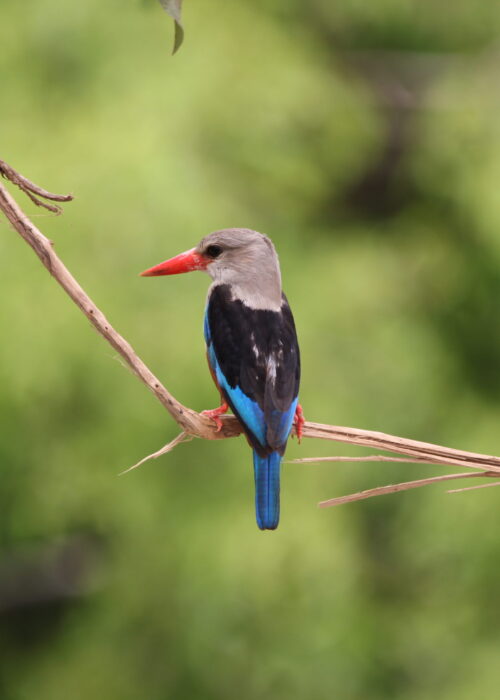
left=253, top=451, right=281, bottom=530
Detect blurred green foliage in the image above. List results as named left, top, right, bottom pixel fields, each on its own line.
left=2, top=1, right=500, bottom=698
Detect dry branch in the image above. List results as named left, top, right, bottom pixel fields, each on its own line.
left=0, top=159, right=73, bottom=213
left=0, top=163, right=217, bottom=439
left=319, top=471, right=499, bottom=508
left=2, top=160, right=500, bottom=506
left=119, top=431, right=193, bottom=475
left=447, top=480, right=500, bottom=494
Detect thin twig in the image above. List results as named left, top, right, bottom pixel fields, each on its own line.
left=319, top=471, right=499, bottom=508
left=0, top=162, right=219, bottom=438
left=288, top=455, right=447, bottom=465
left=447, top=480, right=500, bottom=494
left=3, top=159, right=500, bottom=507
left=0, top=159, right=73, bottom=213
left=119, top=432, right=193, bottom=475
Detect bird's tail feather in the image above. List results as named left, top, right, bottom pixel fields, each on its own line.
left=253, top=451, right=281, bottom=530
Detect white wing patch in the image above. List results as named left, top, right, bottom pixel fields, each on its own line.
left=268, top=345, right=285, bottom=386
left=251, top=332, right=261, bottom=361
left=267, top=356, right=277, bottom=384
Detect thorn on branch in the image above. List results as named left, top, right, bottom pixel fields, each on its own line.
left=0, top=159, right=73, bottom=214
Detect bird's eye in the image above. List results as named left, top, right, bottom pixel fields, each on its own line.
left=205, top=245, right=223, bottom=259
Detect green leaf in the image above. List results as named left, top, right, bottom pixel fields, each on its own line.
left=158, top=0, right=184, bottom=54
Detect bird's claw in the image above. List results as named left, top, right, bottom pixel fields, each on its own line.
left=294, top=403, right=305, bottom=443
left=201, top=402, right=229, bottom=433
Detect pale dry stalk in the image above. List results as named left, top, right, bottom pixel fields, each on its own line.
left=2, top=160, right=500, bottom=507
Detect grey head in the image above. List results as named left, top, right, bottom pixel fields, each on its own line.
left=196, top=228, right=283, bottom=311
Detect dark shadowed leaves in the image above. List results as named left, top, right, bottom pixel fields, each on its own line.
left=158, top=0, right=184, bottom=54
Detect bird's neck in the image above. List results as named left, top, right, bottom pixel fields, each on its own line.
left=209, top=280, right=282, bottom=312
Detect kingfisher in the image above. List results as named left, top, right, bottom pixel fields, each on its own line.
left=141, top=228, right=303, bottom=530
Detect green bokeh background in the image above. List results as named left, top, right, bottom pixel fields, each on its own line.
left=2, top=1, right=500, bottom=698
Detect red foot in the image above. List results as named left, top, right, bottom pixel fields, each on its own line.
left=294, top=403, right=305, bottom=443
left=201, top=402, right=229, bottom=432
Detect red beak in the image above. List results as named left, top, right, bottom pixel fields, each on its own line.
left=140, top=248, right=209, bottom=277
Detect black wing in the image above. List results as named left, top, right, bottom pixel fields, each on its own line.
left=206, top=284, right=300, bottom=452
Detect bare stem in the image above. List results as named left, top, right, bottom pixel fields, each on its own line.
left=2, top=160, right=500, bottom=505
left=319, top=471, right=499, bottom=507
left=0, top=162, right=219, bottom=438
left=288, top=455, right=454, bottom=466
left=0, top=159, right=74, bottom=213
left=447, top=480, right=500, bottom=494
left=119, top=432, right=193, bottom=475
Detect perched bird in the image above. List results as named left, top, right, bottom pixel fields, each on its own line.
left=141, top=229, right=303, bottom=530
